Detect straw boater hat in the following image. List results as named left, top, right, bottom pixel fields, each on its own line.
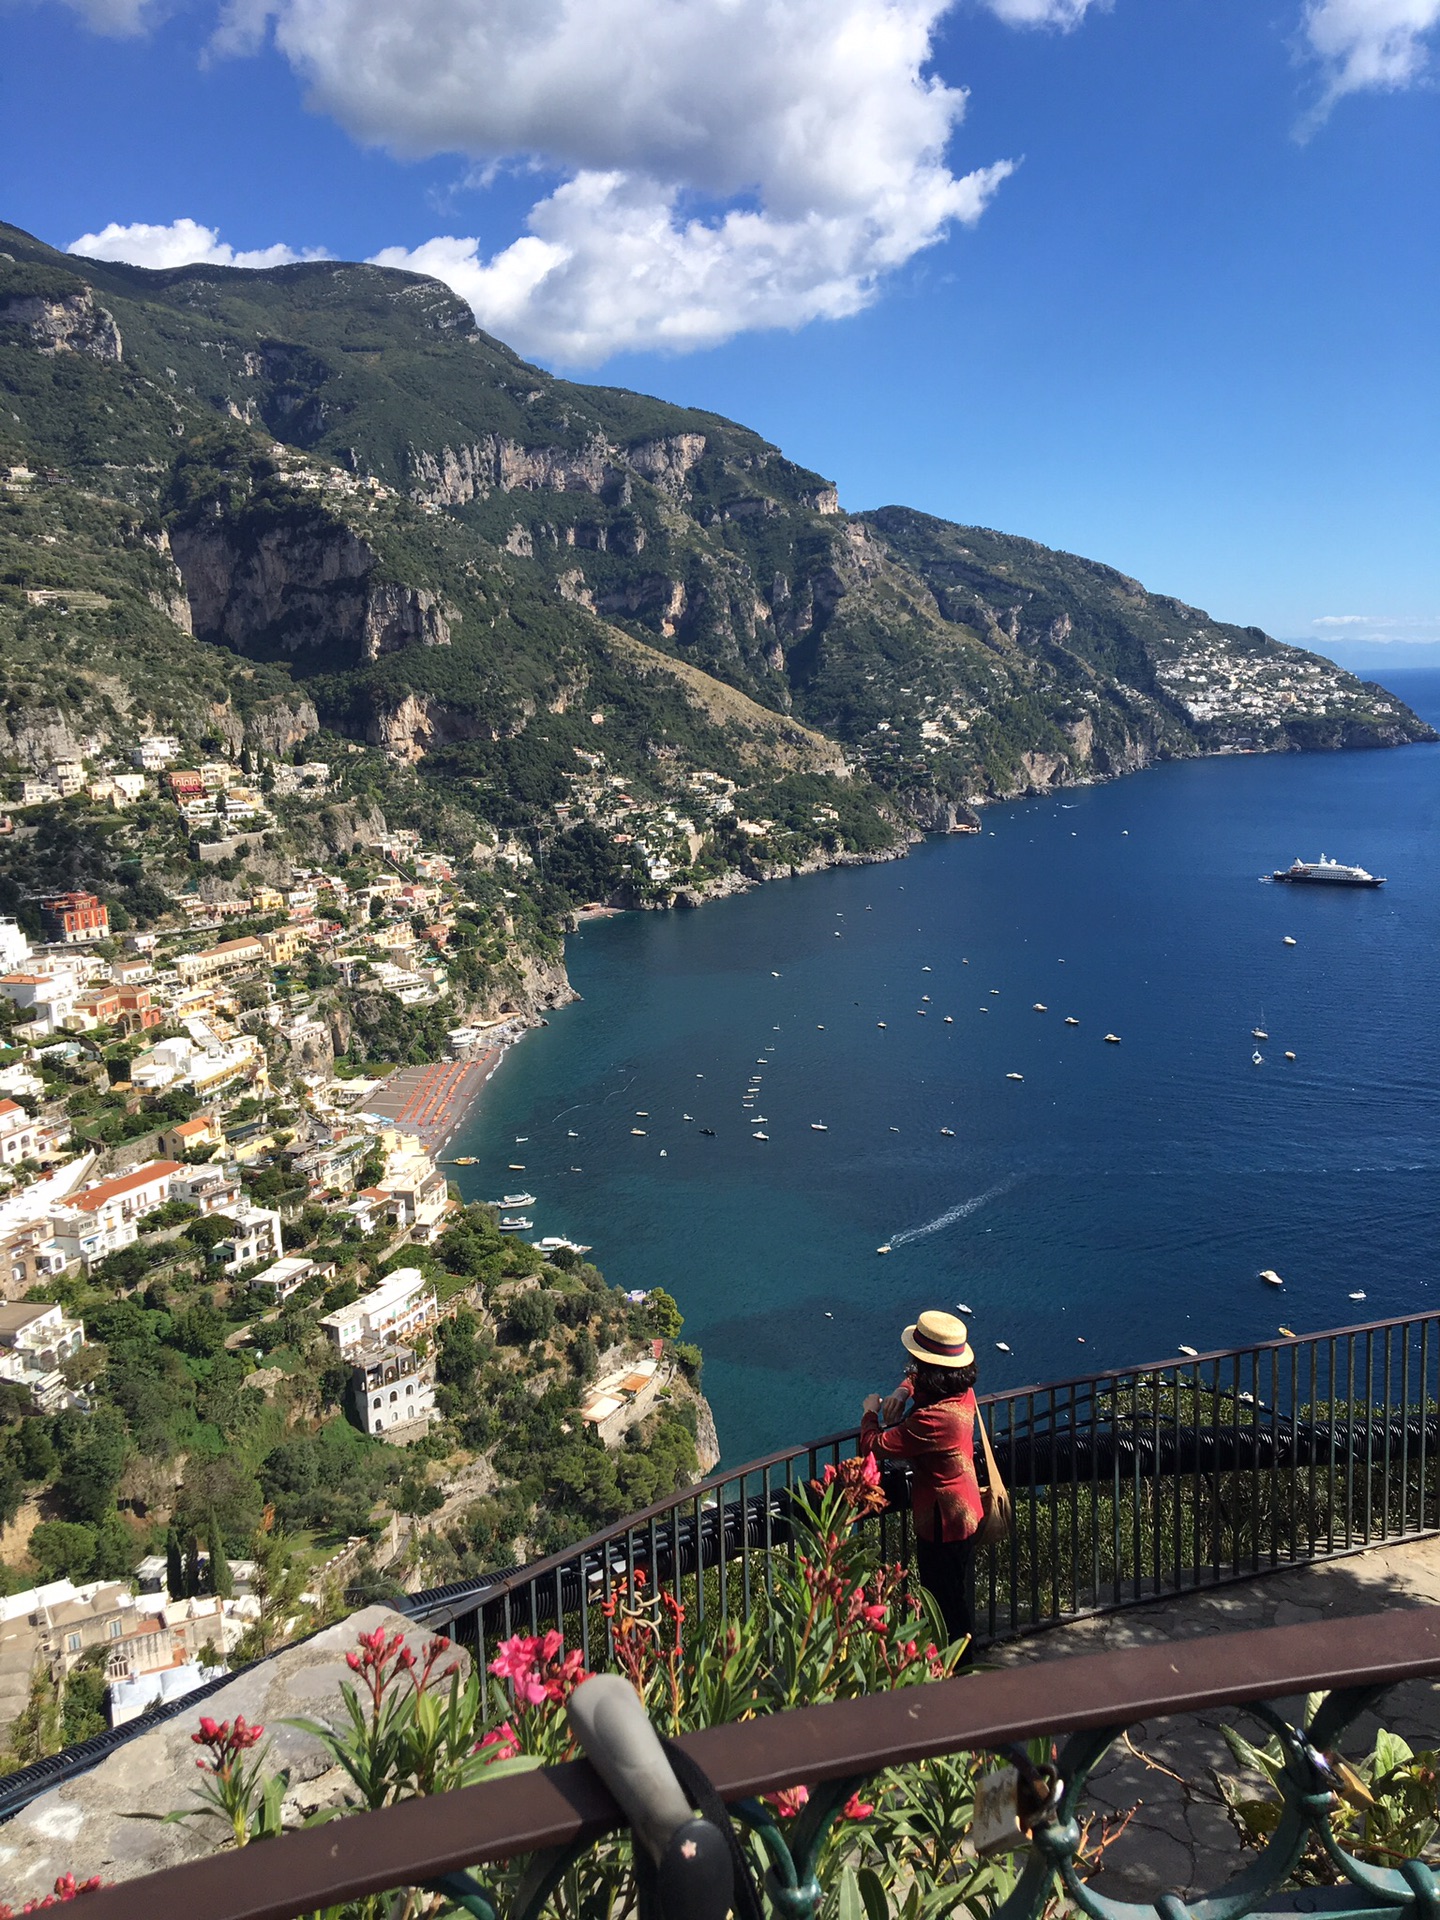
left=901, top=1310, right=975, bottom=1369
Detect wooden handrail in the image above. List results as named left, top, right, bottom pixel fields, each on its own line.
left=69, top=1607, right=1440, bottom=1920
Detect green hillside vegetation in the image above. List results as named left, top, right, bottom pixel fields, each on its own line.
left=0, top=217, right=1430, bottom=938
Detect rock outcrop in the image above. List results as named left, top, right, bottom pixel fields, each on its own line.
left=0, top=1608, right=454, bottom=1896
left=0, top=287, right=121, bottom=362
left=170, top=518, right=453, bottom=667
left=407, top=432, right=708, bottom=509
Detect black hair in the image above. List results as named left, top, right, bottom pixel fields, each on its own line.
left=912, top=1358, right=978, bottom=1404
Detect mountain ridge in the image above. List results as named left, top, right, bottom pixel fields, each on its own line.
left=0, top=217, right=1431, bottom=923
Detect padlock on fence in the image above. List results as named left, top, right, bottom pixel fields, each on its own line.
left=970, top=1756, right=1064, bottom=1857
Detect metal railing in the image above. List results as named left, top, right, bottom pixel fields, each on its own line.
left=404, top=1312, right=1440, bottom=1666
left=1, top=1313, right=1434, bottom=1827
left=72, top=1605, right=1440, bottom=1920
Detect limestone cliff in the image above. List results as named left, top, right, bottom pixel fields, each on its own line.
left=0, top=286, right=121, bottom=362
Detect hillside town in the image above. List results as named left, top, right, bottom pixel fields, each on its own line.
left=0, top=738, right=705, bottom=1759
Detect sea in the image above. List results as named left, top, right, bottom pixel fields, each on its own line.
left=450, top=671, right=1440, bottom=1466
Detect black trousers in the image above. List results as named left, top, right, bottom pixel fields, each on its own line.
left=914, top=1533, right=977, bottom=1663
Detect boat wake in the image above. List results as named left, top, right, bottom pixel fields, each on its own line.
left=888, top=1178, right=1018, bottom=1249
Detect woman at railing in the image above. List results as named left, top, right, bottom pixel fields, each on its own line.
left=860, top=1309, right=983, bottom=1659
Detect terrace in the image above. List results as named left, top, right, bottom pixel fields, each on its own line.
left=8, top=1311, right=1440, bottom=1916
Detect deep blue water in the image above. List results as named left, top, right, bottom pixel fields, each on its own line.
left=452, top=672, right=1440, bottom=1465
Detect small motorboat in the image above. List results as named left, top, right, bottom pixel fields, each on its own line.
left=1279, top=1325, right=1296, bottom=1338
left=877, top=1022, right=887, bottom=1029
left=921, top=965, right=931, bottom=972
left=630, top=1128, right=647, bottom=1136
left=635, top=1111, right=649, bottom=1117
left=943, top=1015, right=954, bottom=1023
left=683, top=1113, right=693, bottom=1122
left=811, top=1122, right=828, bottom=1131
left=995, top=1341, right=1011, bottom=1353
left=700, top=1128, right=716, bottom=1136
left=1284, top=1051, right=1296, bottom=1061
left=1283, top=935, right=1297, bottom=946
left=1179, top=1344, right=1198, bottom=1357
left=1064, top=1016, right=1080, bottom=1026
left=916, top=1009, right=928, bottom=1016
left=940, top=1126, right=955, bottom=1136
left=1104, top=1034, right=1121, bottom=1044
left=990, top=989, right=1000, bottom=995
left=1252, top=1050, right=1263, bottom=1065
left=752, top=1131, right=769, bottom=1141
left=817, top=1024, right=825, bottom=1030
left=824, top=1310, right=833, bottom=1318
left=957, top=1301, right=974, bottom=1313
left=1006, top=1072, right=1024, bottom=1081
left=877, top=1244, right=891, bottom=1255
left=659, top=1149, right=667, bottom=1157
left=921, top=994, right=931, bottom=1002
left=1033, top=1003, right=1047, bottom=1012
left=1349, top=1290, right=1366, bottom=1300
left=508, top=1163, right=526, bottom=1171
left=451, top=1156, right=477, bottom=1165
left=567, top=1130, right=579, bottom=1138
left=771, top=971, right=781, bottom=977
left=515, top=1136, right=529, bottom=1143
left=1252, top=1029, right=1268, bottom=1040
left=1260, top=1269, right=1284, bottom=1288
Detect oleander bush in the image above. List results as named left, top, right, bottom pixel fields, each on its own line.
left=161, top=1460, right=1037, bottom=1919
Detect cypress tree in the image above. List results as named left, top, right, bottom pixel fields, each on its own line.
left=165, top=1526, right=183, bottom=1600
left=206, top=1512, right=233, bottom=1598
left=183, top=1533, right=201, bottom=1600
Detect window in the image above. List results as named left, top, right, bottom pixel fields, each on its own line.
left=67, top=1633, right=81, bottom=1652
left=108, top=1620, right=123, bottom=1638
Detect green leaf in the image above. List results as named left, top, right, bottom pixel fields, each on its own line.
left=836, top=1869, right=867, bottom=1920
left=857, top=1864, right=890, bottom=1920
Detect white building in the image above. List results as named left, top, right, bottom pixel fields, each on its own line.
left=51, top=1159, right=182, bottom=1266
left=320, top=1267, right=437, bottom=1354
left=351, top=1341, right=436, bottom=1438
left=0, top=919, right=31, bottom=974
left=211, top=1204, right=283, bottom=1275
left=0, top=1099, right=39, bottom=1167
left=248, top=1253, right=328, bottom=1304
left=0, top=1300, right=86, bottom=1411
left=131, top=737, right=180, bottom=771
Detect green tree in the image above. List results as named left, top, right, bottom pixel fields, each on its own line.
left=206, top=1511, right=233, bottom=1598
left=28, top=1519, right=96, bottom=1582
left=0, top=1661, right=62, bottom=1774
left=166, top=1524, right=184, bottom=1600
left=61, top=1649, right=110, bottom=1746
left=646, top=1287, right=684, bottom=1340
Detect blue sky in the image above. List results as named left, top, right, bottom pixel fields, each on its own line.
left=2, top=0, right=1438, bottom=665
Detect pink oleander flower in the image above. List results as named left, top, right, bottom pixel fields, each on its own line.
left=765, top=1785, right=810, bottom=1819
left=861, top=1602, right=888, bottom=1630
left=842, top=1794, right=875, bottom=1821
left=477, top=1720, right=521, bottom=1761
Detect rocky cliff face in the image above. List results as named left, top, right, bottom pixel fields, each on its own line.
left=407, top=431, right=708, bottom=509
left=0, top=287, right=121, bottom=362
left=170, top=517, right=453, bottom=666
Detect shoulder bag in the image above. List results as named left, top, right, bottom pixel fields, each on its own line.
left=973, top=1405, right=1012, bottom=1547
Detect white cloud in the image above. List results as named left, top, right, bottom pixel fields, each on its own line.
left=1301, top=0, right=1440, bottom=116
left=209, top=0, right=1020, bottom=363
left=1313, top=613, right=1440, bottom=640
left=68, top=217, right=331, bottom=270
left=50, top=0, right=155, bottom=35
left=981, top=0, right=1105, bottom=25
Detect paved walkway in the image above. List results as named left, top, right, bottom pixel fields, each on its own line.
left=986, top=1538, right=1440, bottom=1903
